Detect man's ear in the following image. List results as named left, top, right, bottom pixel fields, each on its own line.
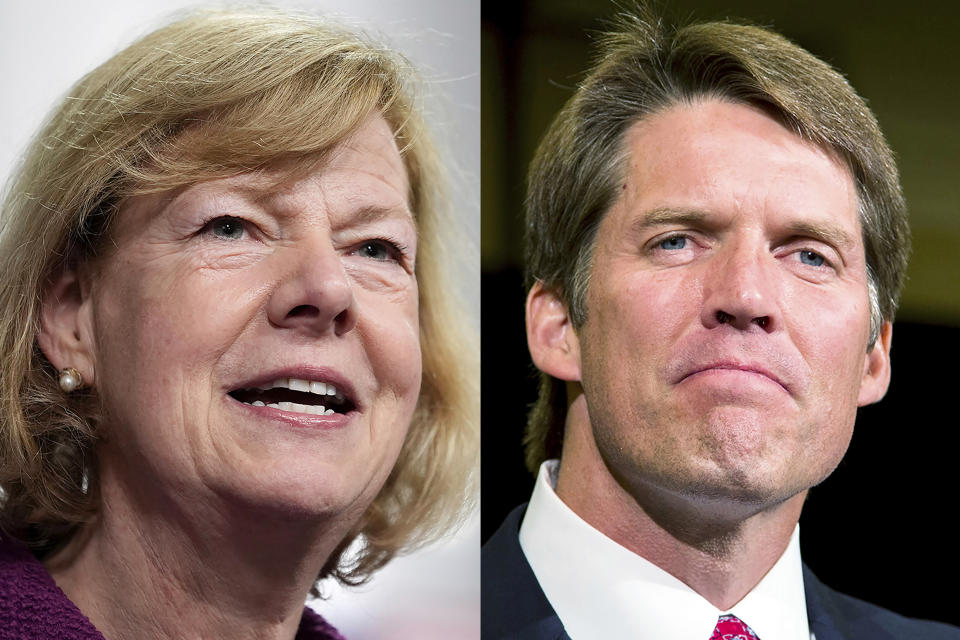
left=857, top=320, right=892, bottom=406
left=526, top=281, right=581, bottom=382
left=37, top=263, right=96, bottom=388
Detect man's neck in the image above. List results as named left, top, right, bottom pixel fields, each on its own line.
left=555, top=400, right=805, bottom=611
left=44, top=461, right=351, bottom=640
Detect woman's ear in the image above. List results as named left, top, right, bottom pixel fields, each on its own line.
left=37, top=263, right=96, bottom=388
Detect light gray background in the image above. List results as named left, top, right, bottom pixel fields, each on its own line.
left=0, top=1, right=479, bottom=638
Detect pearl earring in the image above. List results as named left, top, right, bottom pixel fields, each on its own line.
left=58, top=368, right=83, bottom=393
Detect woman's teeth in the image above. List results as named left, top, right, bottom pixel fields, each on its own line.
left=264, top=378, right=339, bottom=398
left=249, top=400, right=335, bottom=416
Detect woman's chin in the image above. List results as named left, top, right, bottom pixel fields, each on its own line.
left=198, top=450, right=391, bottom=529
left=198, top=392, right=406, bottom=523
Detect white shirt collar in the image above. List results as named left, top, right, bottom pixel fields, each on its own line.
left=519, top=460, right=813, bottom=640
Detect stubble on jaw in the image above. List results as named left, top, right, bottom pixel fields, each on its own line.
left=574, top=371, right=814, bottom=548
left=557, top=392, right=810, bottom=571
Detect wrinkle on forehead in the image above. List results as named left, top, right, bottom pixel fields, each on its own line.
left=108, top=115, right=412, bottom=243
left=123, top=112, right=408, bottom=213
left=618, top=101, right=860, bottom=235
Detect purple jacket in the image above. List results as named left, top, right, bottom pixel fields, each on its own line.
left=0, top=536, right=346, bottom=640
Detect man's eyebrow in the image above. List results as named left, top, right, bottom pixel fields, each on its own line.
left=630, top=207, right=714, bottom=232
left=784, top=220, right=856, bottom=251
left=631, top=207, right=856, bottom=251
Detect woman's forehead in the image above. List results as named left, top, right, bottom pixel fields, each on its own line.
left=116, top=115, right=411, bottom=225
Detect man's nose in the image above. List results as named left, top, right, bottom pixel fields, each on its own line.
left=700, top=242, right=779, bottom=333
left=266, top=239, right=357, bottom=337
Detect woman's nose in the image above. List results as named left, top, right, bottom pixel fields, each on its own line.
left=700, top=244, right=779, bottom=333
left=266, top=241, right=357, bottom=337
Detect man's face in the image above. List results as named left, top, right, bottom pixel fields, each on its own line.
left=568, top=100, right=890, bottom=511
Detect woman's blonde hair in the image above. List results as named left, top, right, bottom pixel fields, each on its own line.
left=0, top=7, right=477, bottom=588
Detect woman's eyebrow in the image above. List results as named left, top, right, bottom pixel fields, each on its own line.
left=346, top=203, right=415, bottom=225
left=155, top=184, right=259, bottom=218
left=243, top=183, right=414, bottom=224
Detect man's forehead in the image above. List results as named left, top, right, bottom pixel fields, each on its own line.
left=611, top=100, right=862, bottom=240
left=622, top=99, right=853, bottom=174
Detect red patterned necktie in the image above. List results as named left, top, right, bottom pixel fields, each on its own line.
left=709, top=614, right=761, bottom=640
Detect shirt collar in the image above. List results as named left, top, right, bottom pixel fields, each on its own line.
left=519, top=460, right=812, bottom=640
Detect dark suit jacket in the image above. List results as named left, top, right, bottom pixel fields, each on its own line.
left=482, top=505, right=960, bottom=640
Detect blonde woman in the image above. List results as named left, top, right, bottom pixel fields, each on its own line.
left=0, top=8, right=477, bottom=639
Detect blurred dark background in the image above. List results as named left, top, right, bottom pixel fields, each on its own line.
left=482, top=0, right=960, bottom=626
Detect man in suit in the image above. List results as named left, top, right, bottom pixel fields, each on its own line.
left=482, top=8, right=960, bottom=640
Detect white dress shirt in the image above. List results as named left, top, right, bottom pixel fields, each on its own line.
left=519, top=461, right=814, bottom=640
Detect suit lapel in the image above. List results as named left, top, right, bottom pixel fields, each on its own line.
left=483, top=505, right=572, bottom=640
left=804, top=563, right=850, bottom=640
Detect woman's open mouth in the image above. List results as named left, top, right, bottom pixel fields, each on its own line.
left=228, top=377, right=356, bottom=416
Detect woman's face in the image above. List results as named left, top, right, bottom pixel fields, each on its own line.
left=85, top=115, right=421, bottom=522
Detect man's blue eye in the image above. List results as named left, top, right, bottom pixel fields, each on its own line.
left=209, top=217, right=245, bottom=240
left=799, top=250, right=825, bottom=267
left=659, top=236, right=687, bottom=250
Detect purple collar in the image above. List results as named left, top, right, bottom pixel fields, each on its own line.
left=0, top=536, right=345, bottom=639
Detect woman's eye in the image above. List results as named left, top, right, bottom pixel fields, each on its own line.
left=798, top=250, right=826, bottom=267
left=355, top=240, right=401, bottom=262
left=658, top=235, right=688, bottom=250
left=205, top=216, right=246, bottom=240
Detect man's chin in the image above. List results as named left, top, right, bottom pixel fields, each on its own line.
left=622, top=462, right=810, bottom=529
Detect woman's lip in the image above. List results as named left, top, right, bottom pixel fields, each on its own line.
left=226, top=393, right=355, bottom=430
